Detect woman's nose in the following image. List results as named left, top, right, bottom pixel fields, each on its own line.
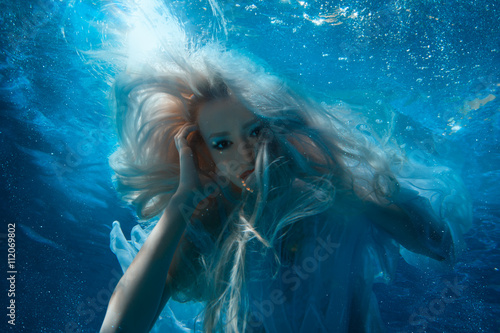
left=239, top=141, right=255, bottom=163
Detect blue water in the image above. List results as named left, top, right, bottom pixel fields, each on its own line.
left=1, top=0, right=498, bottom=332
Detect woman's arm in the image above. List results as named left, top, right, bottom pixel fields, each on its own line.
left=101, top=124, right=211, bottom=332
left=368, top=201, right=449, bottom=262
left=145, top=274, right=174, bottom=332
left=100, top=196, right=188, bottom=333
left=368, top=172, right=472, bottom=265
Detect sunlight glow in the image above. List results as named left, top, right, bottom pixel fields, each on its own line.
left=127, top=22, right=159, bottom=61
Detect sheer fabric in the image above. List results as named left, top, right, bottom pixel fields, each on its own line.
left=109, top=163, right=471, bottom=332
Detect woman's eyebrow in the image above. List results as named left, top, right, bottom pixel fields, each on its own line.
left=209, top=131, right=230, bottom=139
left=243, top=119, right=260, bottom=130
left=209, top=120, right=260, bottom=139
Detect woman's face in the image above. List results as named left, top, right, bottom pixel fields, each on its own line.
left=197, top=98, right=263, bottom=192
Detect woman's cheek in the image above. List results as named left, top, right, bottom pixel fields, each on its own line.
left=214, top=161, right=229, bottom=177
left=216, top=160, right=244, bottom=185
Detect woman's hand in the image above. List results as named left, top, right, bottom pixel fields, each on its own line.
left=174, top=124, right=200, bottom=193
left=172, top=123, right=216, bottom=210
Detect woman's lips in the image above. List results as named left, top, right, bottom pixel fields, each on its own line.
left=239, top=169, right=254, bottom=180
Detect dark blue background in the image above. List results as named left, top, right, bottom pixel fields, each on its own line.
left=1, top=0, right=498, bottom=332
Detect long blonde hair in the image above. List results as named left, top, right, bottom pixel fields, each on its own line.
left=108, top=45, right=401, bottom=332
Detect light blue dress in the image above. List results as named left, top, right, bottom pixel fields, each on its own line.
left=109, top=164, right=472, bottom=332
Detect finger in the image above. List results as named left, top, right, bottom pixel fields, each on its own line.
left=179, top=144, right=195, bottom=168
left=175, top=124, right=200, bottom=186
left=175, top=124, right=198, bottom=152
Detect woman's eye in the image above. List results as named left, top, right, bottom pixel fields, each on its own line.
left=212, top=140, right=232, bottom=150
left=250, top=126, right=262, bottom=137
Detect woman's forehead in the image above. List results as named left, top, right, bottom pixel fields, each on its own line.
left=197, top=99, right=257, bottom=135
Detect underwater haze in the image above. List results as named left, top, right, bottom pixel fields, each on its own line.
left=1, top=0, right=499, bottom=332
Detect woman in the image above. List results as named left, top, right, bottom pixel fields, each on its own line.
left=99, top=46, right=472, bottom=332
